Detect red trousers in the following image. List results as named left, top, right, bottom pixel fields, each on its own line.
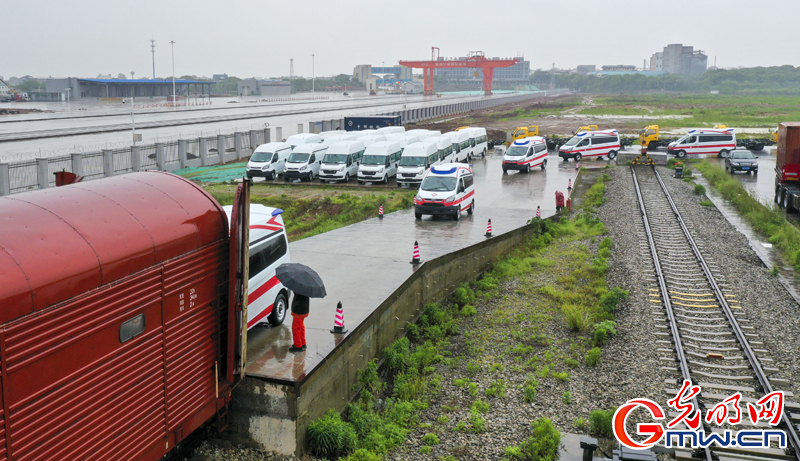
left=292, top=312, right=308, bottom=348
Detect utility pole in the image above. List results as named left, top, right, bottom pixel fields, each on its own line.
left=151, top=39, right=156, bottom=79
left=170, top=40, right=176, bottom=106
left=551, top=62, right=555, bottom=90
left=312, top=54, right=315, bottom=93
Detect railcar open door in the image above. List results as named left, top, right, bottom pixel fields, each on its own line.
left=227, top=178, right=251, bottom=382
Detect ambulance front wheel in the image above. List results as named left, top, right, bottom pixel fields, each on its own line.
left=524, top=164, right=531, bottom=174
left=676, top=150, right=686, bottom=158
left=467, top=200, right=474, bottom=215
left=268, top=292, right=288, bottom=326
left=574, top=153, right=582, bottom=161
left=608, top=150, right=617, bottom=160
left=718, top=150, right=730, bottom=158
left=541, top=159, right=547, bottom=169
left=502, top=168, right=508, bottom=174
left=415, top=211, right=422, bottom=220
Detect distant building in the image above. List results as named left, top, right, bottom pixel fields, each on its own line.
left=601, top=65, right=637, bottom=72
left=0, top=80, right=10, bottom=100
left=433, top=56, right=530, bottom=82
left=403, top=81, right=424, bottom=94
left=651, top=44, right=707, bottom=76
left=237, top=79, right=291, bottom=97
left=576, top=65, right=596, bottom=74
left=212, top=74, right=228, bottom=81
left=353, top=65, right=372, bottom=82
left=649, top=52, right=663, bottom=72
left=352, top=64, right=413, bottom=84
left=46, top=77, right=215, bottom=99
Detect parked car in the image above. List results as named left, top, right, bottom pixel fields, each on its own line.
left=725, top=149, right=758, bottom=174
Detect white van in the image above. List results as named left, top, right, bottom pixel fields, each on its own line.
left=321, top=133, right=358, bottom=146
left=319, top=141, right=364, bottom=183
left=446, top=130, right=472, bottom=162
left=246, top=142, right=293, bottom=180
left=558, top=130, right=620, bottom=161
left=668, top=128, right=737, bottom=158
left=357, top=134, right=387, bottom=148
left=386, top=133, right=421, bottom=153
left=376, top=126, right=406, bottom=135
left=432, top=136, right=455, bottom=163
left=397, top=140, right=440, bottom=187
left=284, top=143, right=327, bottom=181
left=414, top=164, right=475, bottom=220
left=286, top=133, right=322, bottom=149
left=223, top=204, right=291, bottom=329
left=406, top=129, right=442, bottom=140
left=503, top=136, right=548, bottom=173
left=466, top=127, right=488, bottom=158
left=319, top=130, right=347, bottom=141
left=358, top=141, right=402, bottom=184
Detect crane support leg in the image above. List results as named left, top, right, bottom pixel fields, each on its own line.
left=424, top=68, right=434, bottom=95
left=482, top=67, right=495, bottom=95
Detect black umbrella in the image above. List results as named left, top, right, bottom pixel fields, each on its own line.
left=275, top=263, right=327, bottom=298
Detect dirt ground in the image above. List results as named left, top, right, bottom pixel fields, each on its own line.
left=0, top=108, right=49, bottom=115
left=409, top=94, right=650, bottom=143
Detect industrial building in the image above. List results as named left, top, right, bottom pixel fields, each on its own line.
left=433, top=56, right=530, bottom=83
left=576, top=65, right=596, bottom=74
left=650, top=44, right=707, bottom=76
left=352, top=65, right=414, bottom=85
left=237, top=79, right=291, bottom=97
left=45, top=78, right=215, bottom=99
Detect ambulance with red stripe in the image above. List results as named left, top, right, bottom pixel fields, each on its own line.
left=558, top=129, right=621, bottom=161
left=503, top=136, right=548, bottom=173
left=667, top=128, right=737, bottom=158
left=414, top=163, right=475, bottom=220
left=223, top=204, right=291, bottom=329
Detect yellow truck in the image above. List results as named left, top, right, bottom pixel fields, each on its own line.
left=575, top=125, right=599, bottom=133
left=507, top=126, right=540, bottom=146
left=638, top=125, right=678, bottom=150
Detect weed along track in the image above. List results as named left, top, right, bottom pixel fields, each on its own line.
left=631, top=165, right=800, bottom=461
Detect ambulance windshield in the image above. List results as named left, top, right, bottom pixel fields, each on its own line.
left=421, top=176, right=457, bottom=192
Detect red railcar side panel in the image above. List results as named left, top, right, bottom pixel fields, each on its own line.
left=0, top=249, right=32, bottom=326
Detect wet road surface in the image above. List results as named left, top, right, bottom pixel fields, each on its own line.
left=245, top=150, right=614, bottom=381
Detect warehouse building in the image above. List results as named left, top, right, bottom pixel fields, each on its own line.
left=237, top=79, right=291, bottom=97
left=650, top=44, right=707, bottom=76
left=45, top=78, right=215, bottom=99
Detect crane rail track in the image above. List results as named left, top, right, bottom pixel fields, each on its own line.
left=631, top=165, right=800, bottom=461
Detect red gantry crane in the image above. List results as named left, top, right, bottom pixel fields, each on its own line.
left=399, top=48, right=519, bottom=96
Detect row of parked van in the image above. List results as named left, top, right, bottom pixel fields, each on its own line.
left=245, top=126, right=488, bottom=186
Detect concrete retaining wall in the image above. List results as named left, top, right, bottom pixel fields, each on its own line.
left=228, top=217, right=554, bottom=455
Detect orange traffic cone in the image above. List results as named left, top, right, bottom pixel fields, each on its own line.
left=536, top=206, right=541, bottom=218
left=485, top=219, right=493, bottom=238
left=379, top=204, right=384, bottom=219
left=330, top=301, right=347, bottom=334
left=410, top=241, right=422, bottom=264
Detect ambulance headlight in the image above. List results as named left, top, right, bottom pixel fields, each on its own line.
left=444, top=195, right=455, bottom=204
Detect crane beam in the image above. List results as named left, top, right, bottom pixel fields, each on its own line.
left=399, top=55, right=519, bottom=95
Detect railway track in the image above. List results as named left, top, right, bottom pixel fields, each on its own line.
left=631, top=165, right=800, bottom=461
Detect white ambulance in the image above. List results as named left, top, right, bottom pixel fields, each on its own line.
left=558, top=130, right=620, bottom=161
left=223, top=204, right=291, bottom=329
left=667, top=128, right=737, bottom=158
left=414, top=163, right=475, bottom=220
left=503, top=136, right=548, bottom=173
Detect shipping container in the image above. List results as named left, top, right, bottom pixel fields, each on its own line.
left=344, top=115, right=402, bottom=131
left=0, top=171, right=242, bottom=461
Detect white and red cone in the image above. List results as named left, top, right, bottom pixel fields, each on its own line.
left=536, top=206, right=541, bottom=218
left=485, top=219, right=493, bottom=238
left=575, top=161, right=580, bottom=170
left=410, top=241, right=422, bottom=264
left=568, top=179, right=572, bottom=191
left=379, top=204, right=384, bottom=219
left=330, top=301, right=347, bottom=334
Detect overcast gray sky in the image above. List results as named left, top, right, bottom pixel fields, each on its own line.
left=4, top=0, right=799, bottom=80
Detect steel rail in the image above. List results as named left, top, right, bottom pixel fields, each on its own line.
left=650, top=166, right=800, bottom=461
left=631, top=165, right=713, bottom=461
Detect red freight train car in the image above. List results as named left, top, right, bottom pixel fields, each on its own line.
left=0, top=171, right=245, bottom=461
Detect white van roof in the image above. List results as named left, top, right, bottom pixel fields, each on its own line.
left=254, top=142, right=292, bottom=153
left=326, top=140, right=365, bottom=154
left=402, top=141, right=438, bottom=156
left=286, top=133, right=321, bottom=145
left=376, top=126, right=405, bottom=134
left=322, top=134, right=358, bottom=145
left=357, top=135, right=387, bottom=146
left=466, top=127, right=487, bottom=137
left=292, top=143, right=328, bottom=154
left=222, top=204, right=286, bottom=242
left=446, top=130, right=469, bottom=142
left=364, top=141, right=401, bottom=155
left=431, top=136, right=451, bottom=149
left=319, top=130, right=347, bottom=140
left=575, top=129, right=618, bottom=138
left=687, top=128, right=735, bottom=135
left=511, top=136, right=546, bottom=147
left=427, top=163, right=472, bottom=178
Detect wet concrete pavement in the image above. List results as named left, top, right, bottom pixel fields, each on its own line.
left=245, top=150, right=614, bottom=382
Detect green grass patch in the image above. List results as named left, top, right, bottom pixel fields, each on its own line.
left=697, top=160, right=800, bottom=270
left=204, top=183, right=415, bottom=241
left=503, top=417, right=562, bottom=461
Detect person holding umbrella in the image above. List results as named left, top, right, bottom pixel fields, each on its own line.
left=275, top=263, right=327, bottom=353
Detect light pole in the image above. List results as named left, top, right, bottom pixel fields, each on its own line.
left=312, top=54, right=315, bottom=93
left=65, top=87, right=71, bottom=104
left=170, top=40, right=176, bottom=106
